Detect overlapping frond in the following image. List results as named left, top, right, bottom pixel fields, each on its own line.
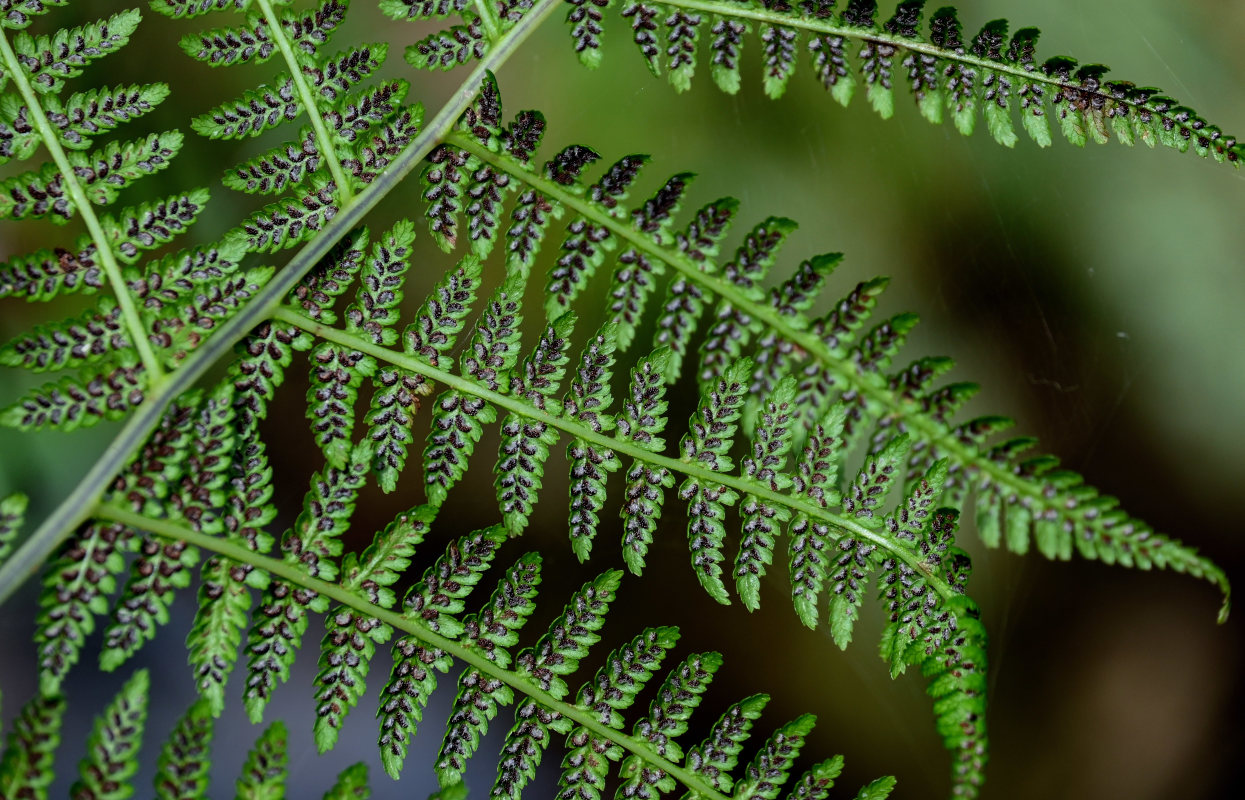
left=552, top=0, right=1243, bottom=165
left=41, top=498, right=895, bottom=799
left=0, top=2, right=224, bottom=424
left=171, top=74, right=1227, bottom=792
left=163, top=0, right=425, bottom=253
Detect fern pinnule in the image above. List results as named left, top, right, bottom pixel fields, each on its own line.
left=0, top=691, right=65, bottom=799
left=153, top=698, right=213, bottom=800
left=497, top=312, right=576, bottom=533
left=0, top=492, right=27, bottom=563
left=34, top=520, right=137, bottom=695
left=72, top=668, right=148, bottom=800
left=235, top=720, right=289, bottom=799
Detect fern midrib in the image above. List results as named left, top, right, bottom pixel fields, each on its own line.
left=0, top=27, right=166, bottom=383
left=447, top=134, right=1138, bottom=557
left=660, top=0, right=1199, bottom=131
left=91, top=501, right=738, bottom=800
left=271, top=305, right=958, bottom=602
left=0, top=0, right=566, bottom=606
left=254, top=0, right=355, bottom=203
left=473, top=0, right=503, bottom=42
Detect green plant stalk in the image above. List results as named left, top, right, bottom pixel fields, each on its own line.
left=473, top=0, right=503, bottom=42
left=0, top=28, right=166, bottom=383
left=0, top=0, right=565, bottom=606
left=254, top=0, right=355, bottom=204
left=92, top=502, right=738, bottom=800
left=272, top=305, right=957, bottom=602
left=450, top=132, right=1231, bottom=619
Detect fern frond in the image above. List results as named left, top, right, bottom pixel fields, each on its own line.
left=0, top=1, right=221, bottom=392
left=554, top=1, right=1243, bottom=166
left=0, top=692, right=65, bottom=800
left=167, top=0, right=429, bottom=251
left=71, top=668, right=148, bottom=800
left=0, top=3, right=1234, bottom=799
left=421, top=89, right=1228, bottom=622
left=153, top=699, right=214, bottom=800
left=12, top=9, right=139, bottom=93
left=193, top=78, right=1216, bottom=793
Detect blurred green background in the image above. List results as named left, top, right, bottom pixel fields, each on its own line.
left=1, top=0, right=1243, bottom=797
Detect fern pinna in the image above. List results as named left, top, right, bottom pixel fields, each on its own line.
left=0, top=0, right=1235, bottom=798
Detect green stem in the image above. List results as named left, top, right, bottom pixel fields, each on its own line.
left=272, top=306, right=956, bottom=601
left=92, top=502, right=733, bottom=800
left=0, top=28, right=165, bottom=383
left=254, top=0, right=355, bottom=203
left=473, top=0, right=503, bottom=42
left=0, top=0, right=566, bottom=606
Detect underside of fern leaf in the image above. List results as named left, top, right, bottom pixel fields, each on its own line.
left=0, top=1, right=1236, bottom=798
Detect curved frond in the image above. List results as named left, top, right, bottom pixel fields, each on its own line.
left=554, top=1, right=1243, bottom=166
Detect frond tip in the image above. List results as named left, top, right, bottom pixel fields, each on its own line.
left=563, top=1, right=1242, bottom=166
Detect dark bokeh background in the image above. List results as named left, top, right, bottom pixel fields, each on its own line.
left=1, top=1, right=1243, bottom=797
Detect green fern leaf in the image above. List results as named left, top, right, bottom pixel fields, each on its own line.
left=696, top=217, right=796, bottom=386
left=0, top=0, right=67, bottom=32
left=0, top=693, right=65, bottom=800
left=13, top=9, right=140, bottom=94
left=0, top=238, right=104, bottom=301
left=651, top=198, right=736, bottom=382
left=544, top=153, right=642, bottom=317
left=378, top=639, right=452, bottom=779
left=491, top=698, right=571, bottom=799
left=235, top=722, right=288, bottom=800
left=618, top=350, right=673, bottom=574
left=680, top=357, right=751, bottom=603
left=180, top=0, right=346, bottom=67
left=71, top=668, right=148, bottom=800
left=407, top=17, right=488, bottom=72
left=615, top=650, right=720, bottom=795
left=854, top=775, right=898, bottom=800
left=735, top=377, right=798, bottom=611
left=731, top=712, right=816, bottom=799
left=0, top=296, right=130, bottom=372
left=608, top=173, right=692, bottom=348
left=571, top=1, right=1243, bottom=165
left=516, top=569, right=620, bottom=700
left=556, top=626, right=678, bottom=797
left=323, top=762, right=370, bottom=800
left=462, top=552, right=543, bottom=666
left=496, top=314, right=575, bottom=533
left=565, top=326, right=621, bottom=560
left=783, top=756, right=846, bottom=800
left=244, top=444, right=370, bottom=721
left=153, top=699, right=214, bottom=800
left=790, top=404, right=850, bottom=631
left=0, top=492, right=29, bottom=563
left=682, top=693, right=768, bottom=795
